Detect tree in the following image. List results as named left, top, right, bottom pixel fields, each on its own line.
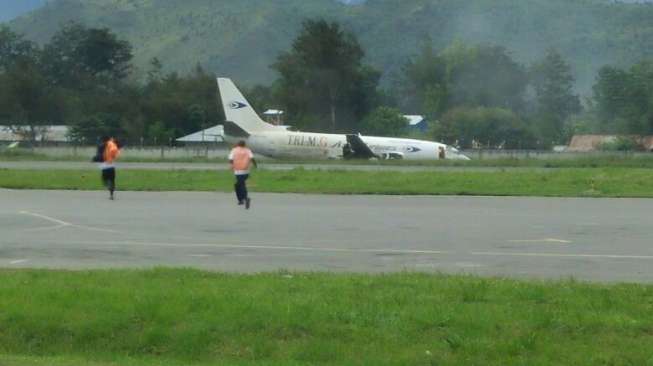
left=242, top=84, right=277, bottom=120
left=141, top=64, right=220, bottom=142
left=0, top=26, right=37, bottom=73
left=598, top=136, right=643, bottom=152
left=68, top=115, right=109, bottom=145
left=593, top=61, right=653, bottom=135
left=444, top=44, right=529, bottom=113
left=398, top=41, right=530, bottom=129
left=273, top=19, right=380, bottom=132
left=434, top=106, right=535, bottom=149
left=147, top=57, right=164, bottom=84
left=399, top=39, right=448, bottom=117
left=147, top=121, right=174, bottom=145
left=42, top=22, right=133, bottom=87
left=360, top=107, right=408, bottom=137
left=530, top=49, right=581, bottom=144
left=0, top=59, right=66, bottom=144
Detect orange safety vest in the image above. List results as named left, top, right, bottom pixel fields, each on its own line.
left=103, top=139, right=120, bottom=164
left=230, top=146, right=253, bottom=172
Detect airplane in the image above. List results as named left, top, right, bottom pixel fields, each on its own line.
left=217, top=77, right=470, bottom=161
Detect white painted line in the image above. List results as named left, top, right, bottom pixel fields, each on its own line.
left=508, top=238, right=572, bottom=244
left=57, top=240, right=451, bottom=256
left=472, top=251, right=653, bottom=260
left=10, top=259, right=29, bottom=265
left=74, top=225, right=120, bottom=234
left=19, top=211, right=119, bottom=234
left=20, top=211, right=72, bottom=226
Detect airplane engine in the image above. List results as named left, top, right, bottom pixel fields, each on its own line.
left=379, top=152, right=404, bottom=160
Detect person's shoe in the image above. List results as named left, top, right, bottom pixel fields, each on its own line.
left=238, top=201, right=244, bottom=205
left=109, top=192, right=114, bottom=200
left=245, top=198, right=251, bottom=209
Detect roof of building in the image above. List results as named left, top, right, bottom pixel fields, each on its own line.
left=404, top=115, right=425, bottom=126
left=640, top=136, right=653, bottom=151
left=176, top=125, right=224, bottom=143
left=0, top=125, right=70, bottom=142
left=568, top=134, right=653, bottom=151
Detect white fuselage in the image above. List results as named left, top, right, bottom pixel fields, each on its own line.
left=224, top=130, right=467, bottom=160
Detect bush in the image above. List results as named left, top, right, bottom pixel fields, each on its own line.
left=598, top=136, right=643, bottom=151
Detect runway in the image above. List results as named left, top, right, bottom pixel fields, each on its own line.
left=1, top=189, right=652, bottom=282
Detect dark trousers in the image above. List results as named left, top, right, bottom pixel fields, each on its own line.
left=234, top=174, right=249, bottom=203
left=102, top=168, right=116, bottom=194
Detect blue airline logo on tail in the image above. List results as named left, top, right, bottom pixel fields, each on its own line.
left=229, top=101, right=247, bottom=109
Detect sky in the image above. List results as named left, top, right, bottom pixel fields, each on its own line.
left=0, top=0, right=46, bottom=22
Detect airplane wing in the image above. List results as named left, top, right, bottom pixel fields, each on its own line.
left=346, top=134, right=378, bottom=159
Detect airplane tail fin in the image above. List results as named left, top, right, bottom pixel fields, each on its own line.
left=217, top=78, right=276, bottom=133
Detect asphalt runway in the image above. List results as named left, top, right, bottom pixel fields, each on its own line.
left=1, top=189, right=653, bottom=283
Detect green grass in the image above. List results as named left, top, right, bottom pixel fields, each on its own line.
left=1, top=269, right=652, bottom=365
left=0, top=149, right=229, bottom=163
left=4, top=148, right=653, bottom=167
left=1, top=167, right=653, bottom=197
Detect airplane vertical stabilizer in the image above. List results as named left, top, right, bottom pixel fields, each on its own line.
left=217, top=78, right=276, bottom=133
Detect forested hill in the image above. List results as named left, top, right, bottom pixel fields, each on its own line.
left=9, top=0, right=653, bottom=92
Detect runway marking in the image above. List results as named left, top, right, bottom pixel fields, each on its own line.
left=20, top=211, right=71, bottom=226
left=188, top=254, right=212, bottom=258
left=508, top=238, right=572, bottom=244
left=19, top=211, right=119, bottom=234
left=75, top=226, right=120, bottom=234
left=56, top=240, right=451, bottom=255
left=9, top=259, right=29, bottom=265
left=472, top=251, right=653, bottom=260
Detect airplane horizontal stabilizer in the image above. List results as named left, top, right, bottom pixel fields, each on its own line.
left=222, top=121, right=250, bottom=138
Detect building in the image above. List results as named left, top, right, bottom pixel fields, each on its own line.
left=175, top=125, right=224, bottom=144
left=568, top=135, right=653, bottom=152
left=0, top=125, right=70, bottom=145
left=404, top=115, right=428, bottom=133
left=263, top=109, right=284, bottom=125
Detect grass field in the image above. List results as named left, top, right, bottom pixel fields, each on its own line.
left=1, top=167, right=652, bottom=197
left=4, top=149, right=653, bottom=167
left=0, top=269, right=652, bottom=366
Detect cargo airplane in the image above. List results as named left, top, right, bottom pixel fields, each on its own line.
left=217, top=78, right=469, bottom=160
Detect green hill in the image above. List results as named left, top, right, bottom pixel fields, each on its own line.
left=9, top=0, right=653, bottom=92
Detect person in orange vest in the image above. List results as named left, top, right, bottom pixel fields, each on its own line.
left=228, top=140, right=257, bottom=209
left=96, top=136, right=121, bottom=200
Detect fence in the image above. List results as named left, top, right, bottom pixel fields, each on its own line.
left=27, top=146, right=231, bottom=160
left=460, top=150, right=652, bottom=160
left=7, top=146, right=653, bottom=160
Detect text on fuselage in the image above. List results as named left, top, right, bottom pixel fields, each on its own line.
left=287, top=135, right=330, bottom=148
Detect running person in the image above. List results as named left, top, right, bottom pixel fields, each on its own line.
left=97, top=136, right=121, bottom=200
left=228, top=140, right=257, bottom=209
